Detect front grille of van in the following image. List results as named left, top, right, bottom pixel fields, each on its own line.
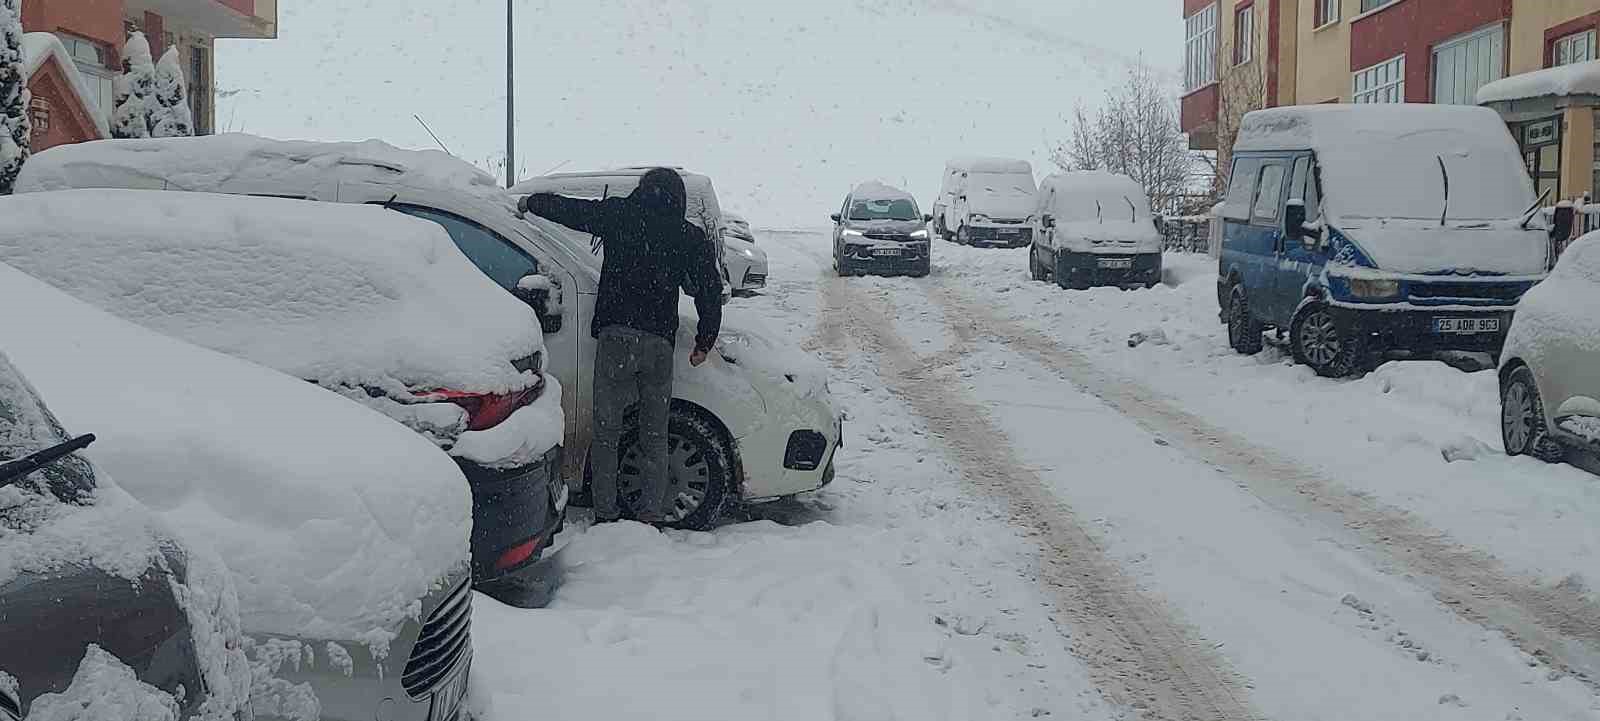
left=402, top=578, right=472, bottom=699
left=1408, top=282, right=1525, bottom=303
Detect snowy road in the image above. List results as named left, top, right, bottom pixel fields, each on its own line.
left=470, top=231, right=1600, bottom=721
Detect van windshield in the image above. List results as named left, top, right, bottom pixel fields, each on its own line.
left=850, top=197, right=920, bottom=221
left=970, top=173, right=1035, bottom=198
left=1324, top=130, right=1534, bottom=222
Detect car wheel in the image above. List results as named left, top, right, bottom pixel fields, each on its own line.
left=1291, top=304, right=1360, bottom=378
left=1226, top=286, right=1263, bottom=355
left=1029, top=248, right=1048, bottom=281
left=1501, top=366, right=1566, bottom=462
left=617, top=407, right=734, bottom=530
left=956, top=226, right=971, bottom=246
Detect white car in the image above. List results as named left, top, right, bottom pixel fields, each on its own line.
left=934, top=157, right=1038, bottom=247
left=0, top=188, right=565, bottom=592
left=0, top=260, right=475, bottom=721
left=722, top=211, right=769, bottom=294
left=1500, top=230, right=1600, bottom=463
left=20, top=135, right=843, bottom=530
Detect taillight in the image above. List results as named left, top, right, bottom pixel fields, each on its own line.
left=418, top=374, right=544, bottom=431
left=494, top=532, right=546, bottom=571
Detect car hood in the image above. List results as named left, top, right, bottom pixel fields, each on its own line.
left=1337, top=218, right=1549, bottom=276
left=844, top=218, right=926, bottom=236
left=674, top=300, right=831, bottom=408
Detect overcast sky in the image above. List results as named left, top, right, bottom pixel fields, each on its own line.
left=217, top=0, right=1180, bottom=226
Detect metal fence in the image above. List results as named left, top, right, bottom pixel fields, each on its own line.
left=1159, top=215, right=1213, bottom=254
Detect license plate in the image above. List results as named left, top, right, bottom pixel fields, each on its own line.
left=1434, top=317, right=1499, bottom=334
left=430, top=665, right=469, bottom=721
left=1098, top=258, right=1133, bottom=269
left=999, top=228, right=1019, bottom=235
left=872, top=248, right=901, bottom=257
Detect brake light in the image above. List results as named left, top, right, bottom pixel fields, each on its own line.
left=494, top=532, right=546, bottom=571
left=418, top=374, right=544, bottom=431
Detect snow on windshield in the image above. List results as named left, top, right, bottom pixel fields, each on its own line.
left=970, top=172, right=1035, bottom=198
left=0, top=189, right=543, bottom=396
left=849, top=197, right=919, bottom=221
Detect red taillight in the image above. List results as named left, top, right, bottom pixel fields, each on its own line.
left=494, top=533, right=545, bottom=571
left=418, top=374, right=543, bottom=431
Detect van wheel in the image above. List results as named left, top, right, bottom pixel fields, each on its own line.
left=1291, top=305, right=1360, bottom=378
left=1029, top=247, right=1049, bottom=281
left=616, top=407, right=733, bottom=531
left=1501, top=366, right=1566, bottom=462
left=1226, top=287, right=1263, bottom=355
left=956, top=226, right=971, bottom=246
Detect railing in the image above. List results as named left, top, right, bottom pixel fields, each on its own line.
left=1159, top=216, right=1213, bottom=254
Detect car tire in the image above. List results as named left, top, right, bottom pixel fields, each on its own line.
left=1291, top=304, right=1360, bottom=378
left=616, top=406, right=734, bottom=531
left=1501, top=365, right=1566, bottom=463
left=1226, top=286, right=1264, bottom=355
left=1029, top=247, right=1049, bottom=281
left=956, top=226, right=971, bottom=246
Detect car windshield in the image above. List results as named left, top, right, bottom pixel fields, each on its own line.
left=850, top=198, right=919, bottom=221
left=970, top=173, right=1035, bottom=197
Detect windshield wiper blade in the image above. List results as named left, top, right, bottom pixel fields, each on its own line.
left=1520, top=186, right=1554, bottom=230
left=1437, top=155, right=1450, bottom=227
left=0, top=434, right=97, bottom=491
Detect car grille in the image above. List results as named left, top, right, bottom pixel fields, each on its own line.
left=990, top=218, right=1027, bottom=225
left=1408, top=282, right=1526, bottom=303
left=864, top=233, right=913, bottom=242
left=402, top=578, right=472, bottom=699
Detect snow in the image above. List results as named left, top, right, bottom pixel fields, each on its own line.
left=0, top=188, right=544, bottom=398
left=1504, top=231, right=1600, bottom=385
left=1477, top=59, right=1600, bottom=104
left=450, top=376, right=566, bottom=470
left=850, top=180, right=915, bottom=201
left=25, top=646, right=179, bottom=721
left=945, top=156, right=1033, bottom=174
left=150, top=49, right=195, bottom=138
left=1334, top=218, right=1550, bottom=276
left=0, top=261, right=471, bottom=648
left=1039, top=171, right=1161, bottom=249
left=20, top=33, right=108, bottom=137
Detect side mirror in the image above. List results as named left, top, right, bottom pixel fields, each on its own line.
left=1284, top=199, right=1318, bottom=249
left=515, top=272, right=564, bottom=334
left=830, top=213, right=841, bottom=223
left=923, top=213, right=934, bottom=223
left=1551, top=203, right=1575, bottom=244
left=1041, top=214, right=1056, bottom=229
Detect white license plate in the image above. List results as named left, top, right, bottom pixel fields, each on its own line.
left=1098, top=258, right=1133, bottom=269
left=999, top=228, right=1019, bottom=235
left=872, top=248, right=902, bottom=257
left=1434, top=317, right=1500, bottom=334
left=430, top=666, right=469, bottom=721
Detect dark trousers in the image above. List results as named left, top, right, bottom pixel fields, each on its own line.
left=591, top=326, right=674, bottom=519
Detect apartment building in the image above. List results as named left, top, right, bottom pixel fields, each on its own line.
left=18, top=0, right=277, bottom=150
left=1180, top=0, right=1600, bottom=200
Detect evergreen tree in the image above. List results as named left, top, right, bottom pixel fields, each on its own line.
left=110, top=32, right=156, bottom=139
left=0, top=0, right=30, bottom=194
left=150, top=48, right=193, bottom=137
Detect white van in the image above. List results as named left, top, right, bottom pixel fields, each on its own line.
left=1029, top=171, right=1164, bottom=289
left=18, top=136, right=843, bottom=530
left=933, top=157, right=1038, bottom=247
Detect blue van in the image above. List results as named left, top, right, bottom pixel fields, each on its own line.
left=1217, top=105, right=1553, bottom=377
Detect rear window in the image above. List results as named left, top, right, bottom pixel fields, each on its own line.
left=1252, top=164, right=1286, bottom=223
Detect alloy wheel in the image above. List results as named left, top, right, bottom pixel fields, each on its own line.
left=1502, top=381, right=1536, bottom=454
left=1298, top=310, right=1342, bottom=368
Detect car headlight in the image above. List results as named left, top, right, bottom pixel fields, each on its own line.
left=970, top=214, right=992, bottom=223
left=909, top=229, right=929, bottom=240
left=841, top=229, right=865, bottom=237
left=1347, top=278, right=1401, bottom=300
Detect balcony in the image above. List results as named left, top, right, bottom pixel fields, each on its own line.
left=1181, top=83, right=1219, bottom=150
left=123, top=0, right=277, bottom=39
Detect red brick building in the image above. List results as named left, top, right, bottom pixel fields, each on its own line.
left=18, top=0, right=276, bottom=151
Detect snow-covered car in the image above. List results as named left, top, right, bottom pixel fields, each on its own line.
left=724, top=211, right=757, bottom=244
left=721, top=211, right=768, bottom=294
left=1219, top=105, right=1551, bottom=378
left=19, top=135, right=842, bottom=531
left=1499, top=230, right=1600, bottom=463
left=1029, top=171, right=1163, bottom=289
left=0, top=260, right=476, bottom=721
left=934, top=157, right=1038, bottom=247
left=0, top=351, right=250, bottom=721
left=831, top=181, right=933, bottom=277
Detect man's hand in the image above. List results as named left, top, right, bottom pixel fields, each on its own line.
left=689, top=348, right=708, bottom=367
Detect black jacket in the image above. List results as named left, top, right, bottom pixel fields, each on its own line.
left=521, top=169, right=723, bottom=352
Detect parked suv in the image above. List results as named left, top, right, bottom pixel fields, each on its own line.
left=832, top=181, right=933, bottom=277
left=19, top=136, right=843, bottom=532
left=0, top=351, right=249, bottom=721
left=934, top=157, right=1037, bottom=247
left=1500, top=230, right=1600, bottom=464
left=1029, top=171, right=1163, bottom=289
left=1218, top=105, right=1551, bottom=378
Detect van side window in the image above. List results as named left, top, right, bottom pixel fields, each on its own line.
left=1251, top=164, right=1286, bottom=223
left=1305, top=161, right=1322, bottom=221
left=1288, top=157, right=1322, bottom=222
left=388, top=204, right=540, bottom=290
left=1222, top=157, right=1261, bottom=220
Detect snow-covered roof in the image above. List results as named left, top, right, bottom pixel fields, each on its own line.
left=1234, top=104, right=1512, bottom=154
left=945, top=156, right=1032, bottom=174
left=1039, top=171, right=1159, bottom=241
left=1478, top=60, right=1600, bottom=105
left=850, top=180, right=914, bottom=201
left=0, top=260, right=472, bottom=647
left=21, top=33, right=109, bottom=138
left=0, top=188, right=544, bottom=396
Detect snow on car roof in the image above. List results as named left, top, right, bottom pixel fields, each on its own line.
left=0, top=189, right=543, bottom=396
left=945, top=157, right=1032, bottom=174
left=1040, top=171, right=1159, bottom=241
left=0, top=261, right=471, bottom=648
left=850, top=180, right=915, bottom=201
left=1478, top=60, right=1600, bottom=105
left=1233, top=104, right=1512, bottom=154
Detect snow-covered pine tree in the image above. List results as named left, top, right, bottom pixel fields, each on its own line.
left=150, top=47, right=193, bottom=137
left=110, top=31, right=156, bottom=139
left=0, top=0, right=31, bottom=194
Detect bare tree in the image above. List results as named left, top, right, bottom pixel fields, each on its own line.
left=1213, top=58, right=1266, bottom=196
left=1049, top=62, right=1200, bottom=214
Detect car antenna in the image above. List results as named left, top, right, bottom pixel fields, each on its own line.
left=0, top=434, right=96, bottom=491
left=1436, top=155, right=1450, bottom=227
left=413, top=114, right=453, bottom=156
left=1520, top=186, right=1554, bottom=230
left=1124, top=196, right=1136, bottom=222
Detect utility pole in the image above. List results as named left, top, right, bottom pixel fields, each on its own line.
left=505, top=0, right=516, bottom=188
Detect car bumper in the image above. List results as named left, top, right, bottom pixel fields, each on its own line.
left=737, top=405, right=843, bottom=501
left=842, top=243, right=930, bottom=274
left=968, top=225, right=1032, bottom=246
left=1058, top=251, right=1162, bottom=286
left=1328, top=304, right=1515, bottom=354
left=458, top=443, right=565, bottom=584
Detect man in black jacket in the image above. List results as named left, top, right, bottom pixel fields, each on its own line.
left=520, top=168, right=723, bottom=524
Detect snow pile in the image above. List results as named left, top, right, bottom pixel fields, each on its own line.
left=0, top=188, right=542, bottom=396
left=19, top=33, right=108, bottom=137
left=0, top=261, right=472, bottom=649
left=1040, top=170, right=1161, bottom=246
left=1478, top=60, right=1600, bottom=104
left=946, top=156, right=1033, bottom=174
left=26, top=646, right=179, bottom=721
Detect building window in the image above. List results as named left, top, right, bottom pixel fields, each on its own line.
left=54, top=33, right=116, bottom=118
left=1555, top=29, right=1597, bottom=67
left=1185, top=3, right=1218, bottom=92
left=1433, top=25, right=1504, bottom=105
left=1233, top=5, right=1254, bottom=66
left=1359, top=0, right=1396, bottom=13
left=1314, top=0, right=1338, bottom=28
left=1516, top=117, right=1562, bottom=203
left=1353, top=55, right=1405, bottom=103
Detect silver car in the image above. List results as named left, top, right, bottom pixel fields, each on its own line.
left=1500, top=232, right=1600, bottom=464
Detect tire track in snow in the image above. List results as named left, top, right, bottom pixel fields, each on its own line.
left=793, top=244, right=1262, bottom=721
left=919, top=272, right=1600, bottom=693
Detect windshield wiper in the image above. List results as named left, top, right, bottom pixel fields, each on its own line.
left=1095, top=200, right=1103, bottom=224
left=1520, top=187, right=1555, bottom=230
left=1436, top=155, right=1450, bottom=227
left=1124, top=196, right=1136, bottom=223
left=0, top=434, right=96, bottom=491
